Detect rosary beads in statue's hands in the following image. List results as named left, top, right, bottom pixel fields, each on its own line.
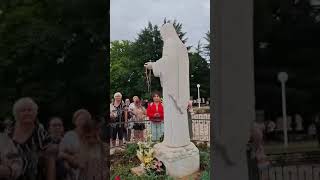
left=144, top=62, right=153, bottom=70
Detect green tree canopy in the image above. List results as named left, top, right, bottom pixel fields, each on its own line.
left=189, top=52, right=210, bottom=99
left=0, top=0, right=108, bottom=129
left=204, top=30, right=211, bottom=58
left=110, top=20, right=210, bottom=101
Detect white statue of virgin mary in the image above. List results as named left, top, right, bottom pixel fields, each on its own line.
left=144, top=23, right=190, bottom=147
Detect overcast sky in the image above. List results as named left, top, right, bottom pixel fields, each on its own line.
left=110, top=0, right=210, bottom=51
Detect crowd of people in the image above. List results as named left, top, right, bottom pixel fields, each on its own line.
left=253, top=114, right=320, bottom=144
left=0, top=91, right=194, bottom=179
left=109, top=91, right=165, bottom=147
left=0, top=97, right=107, bottom=180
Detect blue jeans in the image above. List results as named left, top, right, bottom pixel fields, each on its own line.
left=151, top=121, right=164, bottom=141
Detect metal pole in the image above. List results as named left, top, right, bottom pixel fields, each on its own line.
left=197, top=87, right=201, bottom=108
left=188, top=110, right=193, bottom=140
left=281, top=82, right=288, bottom=147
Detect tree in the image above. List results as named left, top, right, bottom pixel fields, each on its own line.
left=195, top=40, right=203, bottom=54
left=109, top=20, right=211, bottom=101
left=203, top=30, right=211, bottom=58
left=254, top=0, right=320, bottom=121
left=112, top=20, right=189, bottom=99
left=189, top=52, right=210, bottom=99
left=110, top=40, right=133, bottom=97
left=0, top=0, right=108, bottom=129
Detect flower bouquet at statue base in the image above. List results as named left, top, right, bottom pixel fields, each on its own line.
left=136, top=132, right=166, bottom=176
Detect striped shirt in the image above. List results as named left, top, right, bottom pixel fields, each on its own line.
left=8, top=123, right=52, bottom=180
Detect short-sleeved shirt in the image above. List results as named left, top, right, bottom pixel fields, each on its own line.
left=9, top=123, right=52, bottom=180
left=59, top=131, right=81, bottom=154
left=128, top=103, right=135, bottom=112
left=110, top=102, right=126, bottom=127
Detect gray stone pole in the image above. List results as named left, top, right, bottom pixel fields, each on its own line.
left=212, top=0, right=254, bottom=179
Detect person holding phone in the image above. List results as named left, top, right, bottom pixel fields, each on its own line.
left=110, top=92, right=127, bottom=147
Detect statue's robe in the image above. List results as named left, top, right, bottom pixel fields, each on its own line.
left=151, top=23, right=190, bottom=147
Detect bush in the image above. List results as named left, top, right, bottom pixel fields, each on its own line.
left=199, top=151, right=210, bottom=171
left=139, top=173, right=174, bottom=180
left=196, top=142, right=210, bottom=152
left=111, top=163, right=136, bottom=179
left=125, top=143, right=139, bottom=159
left=111, top=162, right=173, bottom=180
left=200, top=170, right=210, bottom=180
left=111, top=140, right=211, bottom=179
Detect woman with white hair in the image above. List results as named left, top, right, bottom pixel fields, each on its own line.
left=110, top=92, right=127, bottom=147
left=9, top=97, right=56, bottom=180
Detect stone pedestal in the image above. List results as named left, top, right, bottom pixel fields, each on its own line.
left=153, top=142, right=199, bottom=178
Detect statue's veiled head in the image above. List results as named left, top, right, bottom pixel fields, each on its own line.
left=160, top=23, right=179, bottom=41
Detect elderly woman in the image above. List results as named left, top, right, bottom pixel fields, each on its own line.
left=77, top=119, right=108, bottom=180
left=110, top=92, right=127, bottom=147
left=0, top=122, right=22, bottom=180
left=249, top=122, right=270, bottom=173
left=59, top=109, right=92, bottom=180
left=131, top=96, right=146, bottom=142
left=9, top=97, right=56, bottom=180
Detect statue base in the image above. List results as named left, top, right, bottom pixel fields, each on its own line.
left=153, top=142, right=200, bottom=178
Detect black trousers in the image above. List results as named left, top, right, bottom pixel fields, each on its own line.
left=112, top=125, right=125, bottom=141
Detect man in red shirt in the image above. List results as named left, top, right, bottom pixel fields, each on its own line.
left=147, top=91, right=164, bottom=141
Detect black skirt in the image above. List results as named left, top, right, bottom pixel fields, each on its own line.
left=133, top=123, right=145, bottom=130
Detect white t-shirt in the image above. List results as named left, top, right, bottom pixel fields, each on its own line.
left=110, top=103, right=117, bottom=117
left=129, top=103, right=135, bottom=112
left=59, top=130, right=80, bottom=154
